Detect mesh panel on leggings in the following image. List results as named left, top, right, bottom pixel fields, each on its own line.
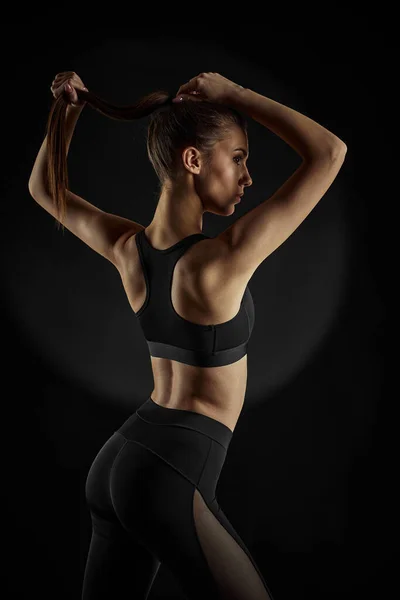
left=193, top=489, right=273, bottom=600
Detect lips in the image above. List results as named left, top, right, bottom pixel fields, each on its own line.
left=235, top=191, right=244, bottom=203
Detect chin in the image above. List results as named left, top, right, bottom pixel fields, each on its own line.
left=211, top=206, right=234, bottom=216
left=205, top=198, right=236, bottom=216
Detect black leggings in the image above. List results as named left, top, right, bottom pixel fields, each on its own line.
left=82, top=397, right=274, bottom=599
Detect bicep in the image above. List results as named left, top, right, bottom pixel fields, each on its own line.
left=218, top=148, right=347, bottom=279
left=29, top=187, right=143, bottom=267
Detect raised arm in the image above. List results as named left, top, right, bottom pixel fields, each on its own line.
left=228, top=86, right=346, bottom=161
left=217, top=86, right=347, bottom=279
left=28, top=103, right=142, bottom=267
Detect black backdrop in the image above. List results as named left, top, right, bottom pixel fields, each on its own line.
left=1, top=22, right=388, bottom=600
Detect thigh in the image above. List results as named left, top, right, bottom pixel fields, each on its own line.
left=81, top=511, right=160, bottom=600
left=83, top=433, right=161, bottom=599
left=111, top=440, right=274, bottom=600
left=193, top=492, right=275, bottom=599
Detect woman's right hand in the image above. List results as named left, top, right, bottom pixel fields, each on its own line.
left=50, top=71, right=88, bottom=107
left=173, top=72, right=244, bottom=105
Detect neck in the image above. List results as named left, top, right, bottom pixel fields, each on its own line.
left=146, top=189, right=204, bottom=245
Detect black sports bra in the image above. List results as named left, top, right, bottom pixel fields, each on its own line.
left=134, top=229, right=255, bottom=367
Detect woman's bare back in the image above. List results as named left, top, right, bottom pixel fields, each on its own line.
left=117, top=228, right=251, bottom=433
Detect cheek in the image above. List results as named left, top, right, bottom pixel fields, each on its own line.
left=201, top=161, right=236, bottom=203
left=213, top=162, right=236, bottom=188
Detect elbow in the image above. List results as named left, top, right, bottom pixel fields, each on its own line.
left=331, top=140, right=347, bottom=160
left=28, top=180, right=35, bottom=197
left=28, top=179, right=44, bottom=199
left=327, top=132, right=347, bottom=159
left=28, top=178, right=37, bottom=197
left=319, top=140, right=347, bottom=163
left=305, top=138, right=347, bottom=163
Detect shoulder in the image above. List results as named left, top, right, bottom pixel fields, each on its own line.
left=187, top=234, right=229, bottom=268
left=113, top=225, right=145, bottom=271
left=184, top=235, right=236, bottom=290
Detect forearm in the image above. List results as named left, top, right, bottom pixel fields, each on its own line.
left=228, top=87, right=346, bottom=161
left=28, top=104, right=85, bottom=195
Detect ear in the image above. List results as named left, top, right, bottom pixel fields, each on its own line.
left=181, top=146, right=202, bottom=173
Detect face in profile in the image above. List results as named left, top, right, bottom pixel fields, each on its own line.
left=196, top=125, right=253, bottom=216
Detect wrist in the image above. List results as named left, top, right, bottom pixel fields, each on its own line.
left=224, top=84, right=248, bottom=107
left=66, top=102, right=86, bottom=116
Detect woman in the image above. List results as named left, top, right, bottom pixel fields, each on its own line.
left=28, top=71, right=347, bottom=599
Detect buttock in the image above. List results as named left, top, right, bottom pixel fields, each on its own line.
left=84, top=396, right=274, bottom=599
left=113, top=396, right=233, bottom=505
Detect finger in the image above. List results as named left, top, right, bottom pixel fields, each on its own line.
left=52, top=73, right=69, bottom=84
left=63, top=80, right=76, bottom=93
left=52, top=72, right=76, bottom=86
left=51, top=76, right=69, bottom=90
left=51, top=79, right=70, bottom=94
left=172, top=93, right=203, bottom=103
left=175, top=78, right=198, bottom=96
left=56, top=71, right=75, bottom=79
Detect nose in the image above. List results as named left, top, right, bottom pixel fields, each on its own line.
left=241, top=170, right=252, bottom=188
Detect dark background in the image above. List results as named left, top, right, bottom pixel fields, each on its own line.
left=1, top=22, right=388, bottom=600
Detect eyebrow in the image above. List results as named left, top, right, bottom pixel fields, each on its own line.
left=233, top=147, right=249, bottom=158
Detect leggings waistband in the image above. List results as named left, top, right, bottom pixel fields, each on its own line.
left=134, top=396, right=233, bottom=451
